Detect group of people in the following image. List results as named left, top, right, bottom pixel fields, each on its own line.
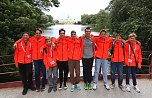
left=14, top=27, right=142, bottom=95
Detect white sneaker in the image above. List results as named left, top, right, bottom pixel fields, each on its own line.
left=110, top=84, right=115, bottom=89
left=93, top=84, right=97, bottom=90
left=104, top=84, right=110, bottom=90
left=126, top=85, right=131, bottom=92
left=133, top=85, right=140, bottom=93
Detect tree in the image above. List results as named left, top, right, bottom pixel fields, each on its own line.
left=25, top=0, right=60, bottom=10
left=81, top=10, right=111, bottom=32
left=0, top=0, right=58, bottom=55
left=107, top=0, right=152, bottom=50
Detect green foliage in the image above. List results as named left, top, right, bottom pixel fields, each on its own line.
left=107, top=0, right=152, bottom=50
left=0, top=0, right=58, bottom=55
left=81, top=10, right=111, bottom=32
left=25, top=0, right=60, bottom=10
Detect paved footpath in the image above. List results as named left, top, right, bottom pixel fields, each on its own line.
left=0, top=79, right=152, bottom=98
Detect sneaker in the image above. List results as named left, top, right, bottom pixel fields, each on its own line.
left=88, top=83, right=92, bottom=90
left=22, top=88, right=28, bottom=95
left=93, top=84, right=97, bottom=90
left=64, top=83, right=67, bottom=90
left=104, top=84, right=110, bottom=90
left=84, top=83, right=88, bottom=90
left=110, top=84, right=115, bottom=89
left=29, top=86, right=36, bottom=91
left=48, top=87, right=52, bottom=93
left=133, top=85, right=140, bottom=93
left=119, top=85, right=125, bottom=92
left=76, top=84, right=81, bottom=90
left=126, top=85, right=131, bottom=92
left=53, top=86, right=57, bottom=92
left=70, top=85, right=75, bottom=92
left=58, top=85, right=62, bottom=91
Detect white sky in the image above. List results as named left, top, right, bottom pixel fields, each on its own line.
left=44, top=0, right=111, bottom=21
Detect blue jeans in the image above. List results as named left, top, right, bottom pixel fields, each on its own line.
left=126, top=66, right=137, bottom=86
left=34, top=59, right=46, bottom=89
left=93, top=59, right=108, bottom=85
left=111, top=62, right=123, bottom=86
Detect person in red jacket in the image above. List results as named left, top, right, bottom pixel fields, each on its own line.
left=124, top=33, right=142, bottom=93
left=41, top=37, right=58, bottom=93
left=110, top=33, right=125, bottom=91
left=14, top=32, right=36, bottom=95
left=55, top=29, right=69, bottom=90
left=31, top=28, right=46, bottom=92
left=67, top=31, right=81, bottom=92
left=13, top=28, right=46, bottom=92
left=93, top=29, right=113, bottom=90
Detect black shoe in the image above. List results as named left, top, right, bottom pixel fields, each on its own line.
left=35, top=88, right=41, bottom=92
left=119, top=85, right=125, bottom=92
left=41, top=87, right=45, bottom=92
left=29, top=86, right=36, bottom=91
left=48, top=87, right=53, bottom=93
left=53, top=86, right=57, bottom=92
left=22, top=88, right=28, bottom=95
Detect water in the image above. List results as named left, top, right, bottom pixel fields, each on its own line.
left=43, top=24, right=111, bottom=76
left=43, top=24, right=99, bottom=37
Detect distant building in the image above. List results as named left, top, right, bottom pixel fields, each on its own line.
left=54, top=19, right=77, bottom=24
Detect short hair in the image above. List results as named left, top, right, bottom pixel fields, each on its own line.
left=129, top=33, right=137, bottom=38
left=21, top=32, right=30, bottom=37
left=59, top=28, right=65, bottom=34
left=45, top=37, right=51, bottom=40
left=115, top=33, right=122, bottom=37
left=100, top=29, right=107, bottom=33
left=35, top=27, right=42, bottom=33
left=85, top=27, right=91, bottom=32
left=71, top=30, right=76, bottom=34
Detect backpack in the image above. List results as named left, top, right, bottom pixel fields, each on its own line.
left=110, top=41, right=124, bottom=55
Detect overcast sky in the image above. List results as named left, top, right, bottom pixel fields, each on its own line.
left=44, top=0, right=111, bottom=21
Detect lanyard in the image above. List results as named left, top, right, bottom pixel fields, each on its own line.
left=21, top=41, right=31, bottom=53
left=50, top=44, right=53, bottom=57
left=129, top=43, right=136, bottom=57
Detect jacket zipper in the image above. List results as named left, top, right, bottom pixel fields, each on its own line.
left=24, top=43, right=27, bottom=63
left=118, top=42, right=119, bottom=62
left=62, top=39, right=63, bottom=60
left=72, top=42, right=75, bottom=59
left=37, top=39, right=38, bottom=59
left=102, top=39, right=105, bottom=58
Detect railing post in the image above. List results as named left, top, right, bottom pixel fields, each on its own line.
left=149, top=53, right=152, bottom=79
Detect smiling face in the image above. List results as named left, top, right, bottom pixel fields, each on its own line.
left=129, top=33, right=137, bottom=43
left=71, top=31, right=76, bottom=39
left=129, top=36, right=136, bottom=43
left=35, top=30, right=42, bottom=38
left=85, top=29, right=91, bottom=38
left=22, top=33, right=29, bottom=42
left=115, top=34, right=121, bottom=41
left=59, top=31, right=65, bottom=38
left=100, top=31, right=106, bottom=38
left=46, top=38, right=51, bottom=46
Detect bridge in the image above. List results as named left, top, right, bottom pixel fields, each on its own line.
left=0, top=51, right=152, bottom=98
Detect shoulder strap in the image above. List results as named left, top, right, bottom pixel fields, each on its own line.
left=43, top=48, right=47, bottom=54
left=121, top=42, right=124, bottom=47
left=129, top=42, right=138, bottom=67
left=112, top=41, right=115, bottom=49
